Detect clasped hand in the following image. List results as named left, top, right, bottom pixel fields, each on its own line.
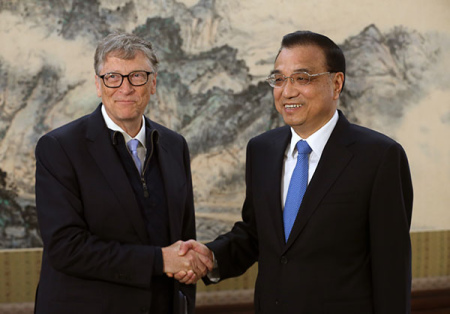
left=162, top=240, right=213, bottom=284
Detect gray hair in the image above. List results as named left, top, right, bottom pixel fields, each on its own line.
left=94, top=32, right=159, bottom=74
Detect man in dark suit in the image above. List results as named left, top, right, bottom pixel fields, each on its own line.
left=34, top=32, right=211, bottom=314
left=178, top=31, right=413, bottom=313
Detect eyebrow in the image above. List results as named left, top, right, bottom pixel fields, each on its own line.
left=270, top=68, right=310, bottom=75
left=102, top=70, right=152, bottom=75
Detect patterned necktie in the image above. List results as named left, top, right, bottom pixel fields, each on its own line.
left=127, top=139, right=142, bottom=175
left=283, top=140, right=312, bottom=242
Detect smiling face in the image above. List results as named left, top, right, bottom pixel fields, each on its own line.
left=273, top=45, right=344, bottom=138
left=95, top=51, right=156, bottom=136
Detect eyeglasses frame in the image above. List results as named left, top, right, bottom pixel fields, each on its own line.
left=266, top=71, right=335, bottom=88
left=98, top=71, right=154, bottom=88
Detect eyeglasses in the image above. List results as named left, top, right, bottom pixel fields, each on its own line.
left=266, top=71, right=332, bottom=88
left=98, top=71, right=154, bottom=88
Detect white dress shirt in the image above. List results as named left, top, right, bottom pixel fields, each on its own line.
left=281, top=110, right=339, bottom=209
left=101, top=105, right=147, bottom=172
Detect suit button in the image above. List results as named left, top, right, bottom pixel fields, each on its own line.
left=281, top=256, right=288, bottom=264
left=275, top=299, right=279, bottom=305
left=140, top=307, right=149, bottom=313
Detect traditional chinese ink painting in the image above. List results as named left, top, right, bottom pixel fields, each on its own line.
left=0, top=0, right=449, bottom=247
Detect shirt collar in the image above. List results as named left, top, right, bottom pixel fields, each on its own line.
left=101, top=104, right=147, bottom=148
left=287, top=110, right=339, bottom=158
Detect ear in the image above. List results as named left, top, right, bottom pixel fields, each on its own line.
left=333, top=72, right=344, bottom=100
left=149, top=72, right=157, bottom=95
left=95, top=75, right=102, bottom=98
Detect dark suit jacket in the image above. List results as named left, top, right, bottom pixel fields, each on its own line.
left=34, top=105, right=196, bottom=314
left=207, top=111, right=413, bottom=314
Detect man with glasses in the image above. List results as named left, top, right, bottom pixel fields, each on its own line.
left=34, top=32, right=211, bottom=314
left=178, top=31, right=413, bottom=313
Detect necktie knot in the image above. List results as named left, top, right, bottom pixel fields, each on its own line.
left=127, top=139, right=139, bottom=153
left=127, top=139, right=142, bottom=174
left=296, top=140, right=312, bottom=155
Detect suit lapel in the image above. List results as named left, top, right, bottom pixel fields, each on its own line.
left=283, top=112, right=354, bottom=252
left=148, top=121, right=183, bottom=243
left=263, top=127, right=292, bottom=247
left=85, top=106, right=149, bottom=244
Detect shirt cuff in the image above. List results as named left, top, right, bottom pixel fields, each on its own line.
left=206, top=252, right=220, bottom=282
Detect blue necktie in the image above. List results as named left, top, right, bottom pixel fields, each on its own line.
left=127, top=139, right=142, bottom=175
left=283, top=140, right=312, bottom=242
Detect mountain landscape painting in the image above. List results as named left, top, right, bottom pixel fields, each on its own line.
left=0, top=0, right=449, bottom=248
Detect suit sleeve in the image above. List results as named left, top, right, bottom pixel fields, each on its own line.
left=35, top=134, right=158, bottom=289
left=206, top=140, right=259, bottom=281
left=369, top=142, right=413, bottom=313
left=180, top=137, right=196, bottom=242
left=178, top=136, right=197, bottom=314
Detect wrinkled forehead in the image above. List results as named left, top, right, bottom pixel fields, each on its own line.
left=99, top=50, right=153, bottom=71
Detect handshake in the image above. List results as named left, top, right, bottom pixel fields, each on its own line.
left=161, top=240, right=214, bottom=285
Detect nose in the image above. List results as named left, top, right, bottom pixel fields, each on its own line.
left=118, top=77, right=134, bottom=94
left=281, top=78, right=299, bottom=98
